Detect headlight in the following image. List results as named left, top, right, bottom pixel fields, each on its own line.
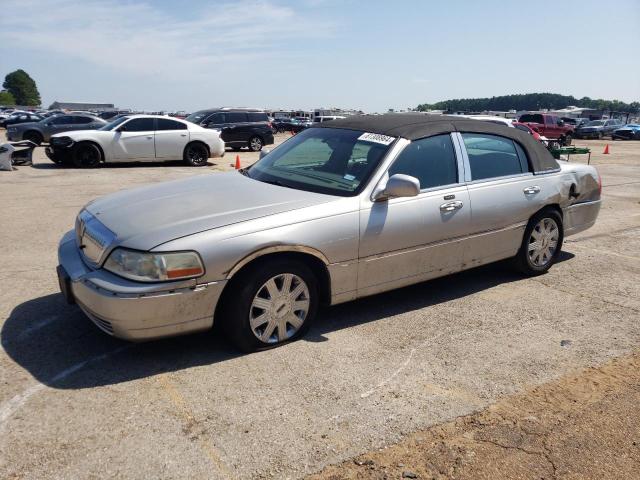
left=104, top=248, right=205, bottom=282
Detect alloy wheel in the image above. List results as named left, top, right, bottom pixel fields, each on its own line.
left=528, top=218, right=559, bottom=267
left=249, top=273, right=310, bottom=344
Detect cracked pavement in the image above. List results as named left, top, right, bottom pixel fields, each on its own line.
left=0, top=135, right=638, bottom=479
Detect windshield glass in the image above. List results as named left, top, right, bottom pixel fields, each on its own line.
left=99, top=116, right=129, bottom=131
left=586, top=120, right=605, bottom=127
left=185, top=111, right=209, bottom=124
left=246, top=127, right=395, bottom=196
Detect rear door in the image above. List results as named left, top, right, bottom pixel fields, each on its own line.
left=154, top=118, right=190, bottom=159
left=458, top=132, right=546, bottom=265
left=111, top=117, right=156, bottom=160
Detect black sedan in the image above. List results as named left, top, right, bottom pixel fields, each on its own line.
left=272, top=118, right=310, bottom=133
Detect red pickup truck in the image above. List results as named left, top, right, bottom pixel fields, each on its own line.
left=518, top=113, right=575, bottom=146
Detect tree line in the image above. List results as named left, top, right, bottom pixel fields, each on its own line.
left=416, top=93, right=639, bottom=114
left=0, top=69, right=41, bottom=106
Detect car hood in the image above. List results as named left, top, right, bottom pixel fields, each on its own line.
left=85, top=171, right=338, bottom=251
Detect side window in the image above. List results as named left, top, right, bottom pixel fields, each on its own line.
left=206, top=113, right=225, bottom=125
left=156, top=118, right=187, bottom=130
left=388, top=134, right=458, bottom=190
left=247, top=112, right=268, bottom=122
left=462, top=133, right=525, bottom=181
left=226, top=112, right=248, bottom=123
left=51, top=116, right=73, bottom=125
left=121, top=118, right=155, bottom=132
left=73, top=116, right=94, bottom=124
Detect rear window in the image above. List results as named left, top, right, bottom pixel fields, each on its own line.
left=462, top=133, right=528, bottom=181
left=519, top=114, right=544, bottom=124
left=156, top=118, right=187, bottom=130
left=247, top=112, right=268, bottom=122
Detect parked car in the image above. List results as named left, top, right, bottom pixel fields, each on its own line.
left=56, top=114, right=601, bottom=351
left=272, top=118, right=308, bottom=133
left=575, top=119, right=624, bottom=139
left=45, top=115, right=225, bottom=167
left=185, top=108, right=274, bottom=151
left=611, top=124, right=640, bottom=140
left=518, top=113, right=575, bottom=145
left=42, top=110, right=65, bottom=118
left=6, top=114, right=107, bottom=145
left=0, top=112, right=43, bottom=128
left=560, top=117, right=590, bottom=128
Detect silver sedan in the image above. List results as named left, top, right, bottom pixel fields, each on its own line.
left=56, top=114, right=602, bottom=351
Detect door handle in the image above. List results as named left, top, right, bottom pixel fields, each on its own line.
left=440, top=200, right=463, bottom=212
left=180, top=133, right=187, bottom=137
left=146, top=136, right=153, bottom=139
left=523, top=186, right=541, bottom=195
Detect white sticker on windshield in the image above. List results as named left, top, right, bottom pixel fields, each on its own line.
left=357, top=132, right=396, bottom=145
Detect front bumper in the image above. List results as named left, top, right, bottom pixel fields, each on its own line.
left=57, top=230, right=226, bottom=341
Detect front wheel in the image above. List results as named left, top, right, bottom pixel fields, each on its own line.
left=73, top=142, right=101, bottom=168
left=184, top=142, right=209, bottom=166
left=514, top=209, right=564, bottom=276
left=23, top=131, right=43, bottom=146
left=248, top=136, right=263, bottom=152
left=221, top=259, right=319, bottom=352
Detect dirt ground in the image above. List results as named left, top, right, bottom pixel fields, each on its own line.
left=310, top=352, right=640, bottom=480
left=0, top=131, right=638, bottom=479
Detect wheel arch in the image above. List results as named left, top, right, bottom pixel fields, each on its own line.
left=219, top=246, right=332, bottom=307
left=74, top=140, right=105, bottom=161
left=185, top=140, right=210, bottom=156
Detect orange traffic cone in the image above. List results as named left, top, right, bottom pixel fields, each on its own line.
left=234, top=155, right=241, bottom=169
left=603, top=144, right=610, bottom=154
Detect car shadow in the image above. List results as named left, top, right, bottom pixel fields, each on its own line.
left=1, top=253, right=574, bottom=390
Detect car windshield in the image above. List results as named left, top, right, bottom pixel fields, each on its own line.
left=245, top=127, right=396, bottom=197
left=586, top=120, right=605, bottom=127
left=185, top=111, right=209, bottom=124
left=99, top=116, right=129, bottom=131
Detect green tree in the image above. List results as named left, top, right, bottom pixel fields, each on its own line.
left=0, top=90, right=15, bottom=105
left=2, top=69, right=41, bottom=106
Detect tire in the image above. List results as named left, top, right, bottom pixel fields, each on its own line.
left=231, top=146, right=242, bottom=152
left=514, top=209, right=564, bottom=276
left=184, top=142, right=209, bottom=166
left=23, top=131, right=43, bottom=146
left=73, top=142, right=102, bottom=168
left=220, top=259, right=319, bottom=352
left=248, top=136, right=263, bottom=152
left=563, top=133, right=572, bottom=146
left=597, top=132, right=603, bottom=139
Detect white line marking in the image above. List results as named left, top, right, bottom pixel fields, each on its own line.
left=17, top=315, right=61, bottom=341
left=0, top=345, right=131, bottom=434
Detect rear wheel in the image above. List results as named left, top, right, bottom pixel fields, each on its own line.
left=184, top=142, right=208, bottom=166
left=73, top=142, right=101, bottom=168
left=248, top=136, right=263, bottom=152
left=514, top=209, right=563, bottom=276
left=23, top=131, right=43, bottom=146
left=221, top=259, right=318, bottom=352
left=562, top=134, right=572, bottom=146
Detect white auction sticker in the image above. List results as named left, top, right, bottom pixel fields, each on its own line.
left=357, top=132, right=396, bottom=145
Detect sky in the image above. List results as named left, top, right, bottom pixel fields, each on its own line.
left=1, top=0, right=638, bottom=112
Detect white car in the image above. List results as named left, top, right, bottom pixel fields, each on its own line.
left=45, top=115, right=225, bottom=167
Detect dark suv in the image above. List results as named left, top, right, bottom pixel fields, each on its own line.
left=185, top=108, right=274, bottom=151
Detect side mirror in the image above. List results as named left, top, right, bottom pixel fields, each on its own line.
left=557, top=120, right=564, bottom=126
left=259, top=148, right=271, bottom=160
left=373, top=174, right=420, bottom=201
left=116, top=126, right=125, bottom=132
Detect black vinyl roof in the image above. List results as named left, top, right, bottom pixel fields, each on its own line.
left=318, top=114, right=560, bottom=174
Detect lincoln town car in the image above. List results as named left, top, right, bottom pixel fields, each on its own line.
left=56, top=114, right=602, bottom=351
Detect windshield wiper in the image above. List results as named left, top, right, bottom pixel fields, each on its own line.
left=258, top=178, right=293, bottom=188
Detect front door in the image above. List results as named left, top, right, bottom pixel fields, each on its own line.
left=111, top=117, right=156, bottom=160
left=358, top=134, right=470, bottom=296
